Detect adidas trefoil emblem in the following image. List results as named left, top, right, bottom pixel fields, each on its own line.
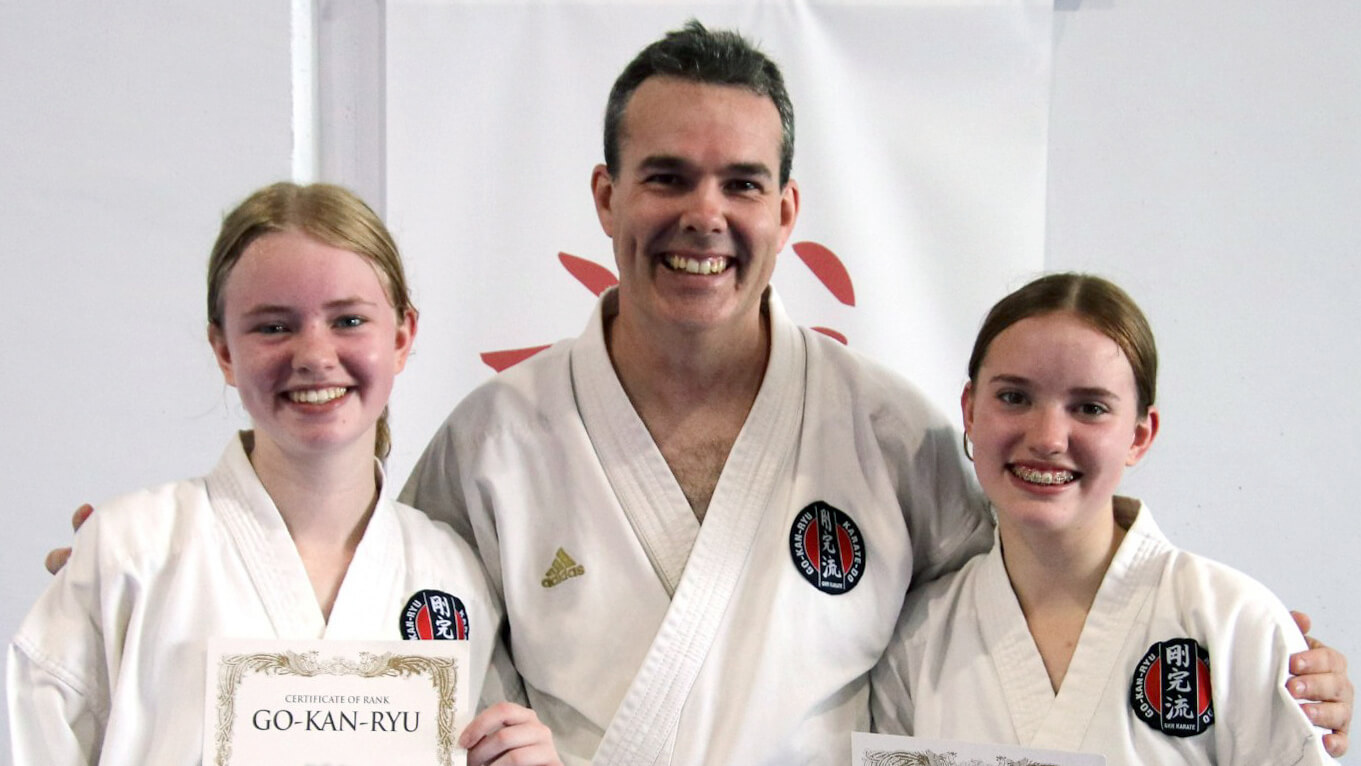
left=541, top=547, right=585, bottom=588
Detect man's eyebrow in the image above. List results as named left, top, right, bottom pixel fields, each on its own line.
left=725, top=161, right=774, bottom=180
left=637, top=155, right=774, bottom=179
left=638, top=155, right=690, bottom=172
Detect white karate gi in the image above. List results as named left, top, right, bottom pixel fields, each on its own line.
left=401, top=289, right=994, bottom=765
left=8, top=433, right=507, bottom=765
left=870, top=497, right=1336, bottom=765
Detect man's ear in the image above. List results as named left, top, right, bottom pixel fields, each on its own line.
left=776, top=178, right=800, bottom=252
left=208, top=324, right=236, bottom=387
left=591, top=164, right=616, bottom=238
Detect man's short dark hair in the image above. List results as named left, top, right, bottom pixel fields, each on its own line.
left=603, top=20, right=795, bottom=187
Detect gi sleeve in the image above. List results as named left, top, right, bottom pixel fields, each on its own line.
left=7, top=524, right=112, bottom=766
left=866, top=618, right=917, bottom=735
left=1194, top=571, right=1340, bottom=766
left=402, top=411, right=529, bottom=712
left=401, top=414, right=478, bottom=546
left=875, top=394, right=992, bottom=588
left=903, top=422, right=993, bottom=585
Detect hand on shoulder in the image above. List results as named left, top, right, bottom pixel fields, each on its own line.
left=1289, top=610, right=1353, bottom=757
left=43, top=504, right=93, bottom=574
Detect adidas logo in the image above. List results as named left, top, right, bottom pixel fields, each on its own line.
left=541, top=548, right=585, bottom=588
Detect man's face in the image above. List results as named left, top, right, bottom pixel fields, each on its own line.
left=592, top=76, right=798, bottom=338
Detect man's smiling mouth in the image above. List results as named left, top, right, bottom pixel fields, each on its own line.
left=664, top=254, right=731, bottom=275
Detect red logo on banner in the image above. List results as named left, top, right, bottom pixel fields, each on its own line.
left=480, top=243, right=855, bottom=371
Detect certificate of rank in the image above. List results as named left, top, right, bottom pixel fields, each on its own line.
left=204, top=638, right=471, bottom=766
left=853, top=731, right=1106, bottom=765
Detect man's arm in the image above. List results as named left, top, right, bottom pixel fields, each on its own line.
left=1290, top=611, right=1353, bottom=757
left=400, top=411, right=531, bottom=713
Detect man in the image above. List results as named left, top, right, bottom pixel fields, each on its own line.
left=401, top=20, right=991, bottom=764
left=398, top=20, right=1352, bottom=765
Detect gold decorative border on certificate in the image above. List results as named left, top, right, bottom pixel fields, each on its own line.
left=863, top=751, right=1059, bottom=766
left=212, top=650, right=459, bottom=766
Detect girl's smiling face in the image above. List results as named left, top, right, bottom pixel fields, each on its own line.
left=208, top=229, right=415, bottom=461
left=963, top=311, right=1157, bottom=535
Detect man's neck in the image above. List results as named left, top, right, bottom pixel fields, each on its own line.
left=606, top=299, right=770, bottom=418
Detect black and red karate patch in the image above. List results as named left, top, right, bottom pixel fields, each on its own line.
left=400, top=589, right=469, bottom=641
left=1130, top=637, right=1215, bottom=737
left=789, top=501, right=865, bottom=595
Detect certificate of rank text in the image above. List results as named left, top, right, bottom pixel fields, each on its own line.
left=204, top=638, right=471, bottom=766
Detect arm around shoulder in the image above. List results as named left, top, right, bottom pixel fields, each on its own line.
left=1185, top=564, right=1341, bottom=765
left=1287, top=610, right=1353, bottom=758
left=400, top=413, right=477, bottom=543
left=842, top=350, right=993, bottom=584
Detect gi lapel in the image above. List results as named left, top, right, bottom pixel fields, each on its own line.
left=591, top=293, right=808, bottom=765
left=322, top=461, right=403, bottom=638
left=208, top=434, right=328, bottom=638
left=573, top=291, right=699, bottom=596
left=1030, top=500, right=1163, bottom=749
left=976, top=537, right=1058, bottom=743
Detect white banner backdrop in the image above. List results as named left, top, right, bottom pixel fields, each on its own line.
left=383, top=1, right=1053, bottom=478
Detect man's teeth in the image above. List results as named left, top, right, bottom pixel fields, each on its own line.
left=665, top=255, right=729, bottom=275
left=1011, top=466, right=1076, bottom=485
left=289, top=387, right=347, bottom=404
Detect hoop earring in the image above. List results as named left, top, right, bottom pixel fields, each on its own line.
left=962, top=431, right=974, bottom=462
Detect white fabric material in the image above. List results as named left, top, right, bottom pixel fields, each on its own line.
left=7, top=434, right=504, bottom=765
left=401, top=289, right=994, bottom=765
left=870, top=498, right=1336, bottom=766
